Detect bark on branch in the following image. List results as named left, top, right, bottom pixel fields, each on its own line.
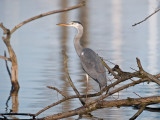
left=0, top=23, right=19, bottom=91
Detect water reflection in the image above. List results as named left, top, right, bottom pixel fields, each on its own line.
left=148, top=0, right=158, bottom=74
left=59, top=0, right=72, bottom=113
left=111, top=0, right=123, bottom=65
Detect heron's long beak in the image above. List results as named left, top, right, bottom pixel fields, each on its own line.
left=57, top=23, right=70, bottom=26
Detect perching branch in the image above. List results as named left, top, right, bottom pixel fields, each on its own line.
left=34, top=58, right=160, bottom=120
left=2, top=56, right=160, bottom=119
left=1, top=1, right=160, bottom=119
left=100, top=57, right=119, bottom=79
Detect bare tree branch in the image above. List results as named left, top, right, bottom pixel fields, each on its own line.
left=136, top=58, right=160, bottom=85
left=0, top=23, right=19, bottom=91
left=47, top=86, right=67, bottom=98
left=41, top=96, right=160, bottom=120
left=10, top=1, right=85, bottom=34
left=35, top=75, right=148, bottom=117
left=1, top=1, right=160, bottom=119
left=132, top=8, right=160, bottom=26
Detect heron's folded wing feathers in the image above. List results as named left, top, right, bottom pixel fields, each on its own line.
left=80, top=48, right=106, bottom=80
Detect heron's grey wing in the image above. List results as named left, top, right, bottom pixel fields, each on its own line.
left=80, top=48, right=107, bottom=87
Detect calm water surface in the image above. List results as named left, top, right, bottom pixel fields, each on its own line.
left=0, top=0, right=160, bottom=119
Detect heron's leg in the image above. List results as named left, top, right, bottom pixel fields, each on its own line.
left=85, top=74, right=89, bottom=102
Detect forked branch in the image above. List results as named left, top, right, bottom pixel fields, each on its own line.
left=35, top=58, right=160, bottom=120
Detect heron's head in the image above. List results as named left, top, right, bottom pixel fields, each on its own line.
left=57, top=21, right=82, bottom=29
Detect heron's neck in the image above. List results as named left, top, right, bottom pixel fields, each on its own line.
left=74, top=26, right=83, bottom=56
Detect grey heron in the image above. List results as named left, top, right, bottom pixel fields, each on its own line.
left=57, top=21, right=107, bottom=90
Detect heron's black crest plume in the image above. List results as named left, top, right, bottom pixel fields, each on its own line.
left=72, top=21, right=82, bottom=25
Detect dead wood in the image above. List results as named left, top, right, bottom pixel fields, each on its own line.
left=47, top=86, right=67, bottom=98
left=35, top=57, right=160, bottom=120
left=0, top=23, right=19, bottom=91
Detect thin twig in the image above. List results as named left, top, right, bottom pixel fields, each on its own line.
left=132, top=8, right=160, bottom=26
left=47, top=86, right=67, bottom=98
left=10, top=1, right=85, bottom=34
left=133, top=92, right=142, bottom=98
left=0, top=55, right=11, bottom=61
